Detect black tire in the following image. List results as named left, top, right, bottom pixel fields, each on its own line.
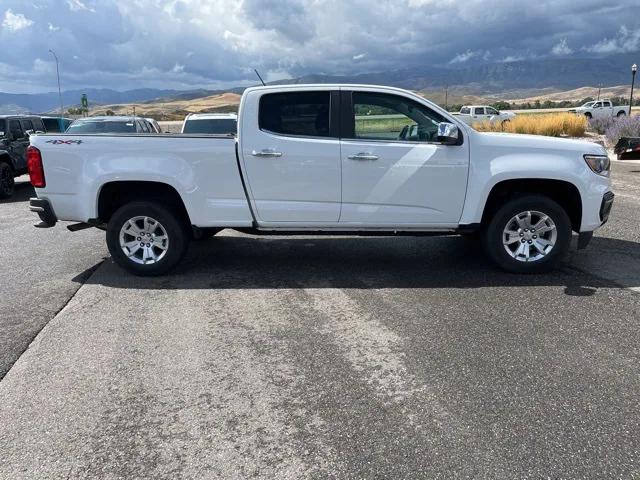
left=483, top=195, right=571, bottom=273
left=584, top=112, right=592, bottom=120
left=106, top=201, right=189, bottom=276
left=0, top=162, right=15, bottom=199
left=617, top=111, right=626, bottom=117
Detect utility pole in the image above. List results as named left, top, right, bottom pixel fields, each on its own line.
left=444, top=84, right=449, bottom=111
left=49, top=49, right=64, bottom=131
left=597, top=83, right=602, bottom=101
left=630, top=64, right=637, bottom=114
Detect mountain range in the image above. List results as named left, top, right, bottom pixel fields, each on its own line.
left=2, top=53, right=638, bottom=114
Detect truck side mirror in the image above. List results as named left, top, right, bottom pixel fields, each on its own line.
left=437, top=122, right=460, bottom=145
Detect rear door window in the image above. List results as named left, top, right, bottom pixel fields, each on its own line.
left=474, top=107, right=485, bottom=115
left=183, top=118, right=237, bottom=134
left=259, top=91, right=332, bottom=138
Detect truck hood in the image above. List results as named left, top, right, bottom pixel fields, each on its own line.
left=476, top=131, right=607, bottom=156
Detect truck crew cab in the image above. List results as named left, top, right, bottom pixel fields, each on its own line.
left=27, top=84, right=614, bottom=275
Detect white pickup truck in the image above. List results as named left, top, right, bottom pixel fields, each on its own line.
left=569, top=99, right=630, bottom=119
left=27, top=84, right=614, bottom=275
left=453, top=105, right=516, bottom=125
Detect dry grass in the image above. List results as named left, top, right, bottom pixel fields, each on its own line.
left=473, top=113, right=587, bottom=137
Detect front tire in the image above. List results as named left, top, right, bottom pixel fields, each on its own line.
left=0, top=162, right=15, bottom=199
left=484, top=195, right=571, bottom=273
left=106, top=201, right=189, bottom=276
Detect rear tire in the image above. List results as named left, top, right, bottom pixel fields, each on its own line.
left=617, top=111, right=626, bottom=117
left=106, top=201, right=189, bottom=276
left=0, top=162, right=15, bottom=199
left=483, top=195, right=571, bottom=273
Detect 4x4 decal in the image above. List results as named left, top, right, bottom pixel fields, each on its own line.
left=45, top=139, right=83, bottom=145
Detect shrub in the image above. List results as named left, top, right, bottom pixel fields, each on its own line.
left=589, top=117, right=615, bottom=135
left=473, top=113, right=587, bottom=137
left=604, top=116, right=640, bottom=145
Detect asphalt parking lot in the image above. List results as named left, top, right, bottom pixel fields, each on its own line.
left=0, top=164, right=639, bottom=478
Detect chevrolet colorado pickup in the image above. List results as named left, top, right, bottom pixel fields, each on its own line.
left=27, top=84, right=614, bottom=275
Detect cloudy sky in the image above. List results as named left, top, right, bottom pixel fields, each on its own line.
left=1, top=0, right=639, bottom=93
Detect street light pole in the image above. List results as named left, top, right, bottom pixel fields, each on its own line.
left=49, top=49, right=64, bottom=131
left=630, top=64, right=637, bottom=116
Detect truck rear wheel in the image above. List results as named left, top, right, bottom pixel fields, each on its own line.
left=106, top=201, right=189, bottom=276
left=617, top=111, right=626, bottom=117
left=0, top=162, right=15, bottom=199
left=483, top=195, right=571, bottom=273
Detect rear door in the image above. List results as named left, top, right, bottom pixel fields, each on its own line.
left=240, top=89, right=341, bottom=223
left=339, top=89, right=469, bottom=226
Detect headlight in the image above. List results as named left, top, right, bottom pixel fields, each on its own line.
left=584, top=154, right=610, bottom=177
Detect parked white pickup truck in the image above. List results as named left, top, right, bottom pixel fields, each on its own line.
left=569, top=99, right=630, bottom=119
left=27, top=84, right=614, bottom=275
left=453, top=105, right=516, bottom=125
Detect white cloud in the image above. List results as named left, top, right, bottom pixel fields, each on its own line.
left=66, top=0, right=95, bottom=12
left=48, top=23, right=59, bottom=32
left=449, top=50, right=481, bottom=64
left=353, top=53, right=366, bottom=61
left=586, top=26, right=640, bottom=54
left=2, top=9, right=34, bottom=32
left=551, top=38, right=573, bottom=56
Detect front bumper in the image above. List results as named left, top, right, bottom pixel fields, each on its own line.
left=29, top=197, right=57, bottom=228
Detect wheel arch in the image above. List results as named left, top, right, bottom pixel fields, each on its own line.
left=97, top=180, right=191, bottom=227
left=481, top=178, right=582, bottom=232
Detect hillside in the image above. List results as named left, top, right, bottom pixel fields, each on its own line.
left=90, top=93, right=242, bottom=120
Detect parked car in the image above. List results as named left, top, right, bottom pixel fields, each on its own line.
left=28, top=84, right=613, bottom=275
left=181, top=113, right=237, bottom=134
left=569, top=99, right=630, bottom=119
left=145, top=118, right=163, bottom=134
left=453, top=105, right=516, bottom=125
left=65, top=116, right=159, bottom=134
left=0, top=115, right=45, bottom=198
left=41, top=116, right=73, bottom=133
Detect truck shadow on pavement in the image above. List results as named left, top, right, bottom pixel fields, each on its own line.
left=78, top=233, right=640, bottom=294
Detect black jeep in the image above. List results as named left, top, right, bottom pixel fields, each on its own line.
left=0, top=115, right=45, bottom=198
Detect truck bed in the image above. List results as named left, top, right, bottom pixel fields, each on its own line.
left=29, top=133, right=254, bottom=227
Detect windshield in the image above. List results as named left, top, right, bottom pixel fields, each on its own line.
left=66, top=120, right=136, bottom=133
left=183, top=118, right=236, bottom=134
left=582, top=102, right=595, bottom=108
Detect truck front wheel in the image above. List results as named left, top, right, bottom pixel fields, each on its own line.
left=483, top=195, right=571, bottom=273
left=106, top=201, right=189, bottom=276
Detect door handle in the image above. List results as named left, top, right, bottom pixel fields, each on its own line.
left=347, top=153, right=379, bottom=161
left=252, top=149, right=283, bottom=157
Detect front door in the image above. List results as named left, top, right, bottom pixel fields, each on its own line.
left=339, top=90, right=469, bottom=226
left=240, top=89, right=341, bottom=223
